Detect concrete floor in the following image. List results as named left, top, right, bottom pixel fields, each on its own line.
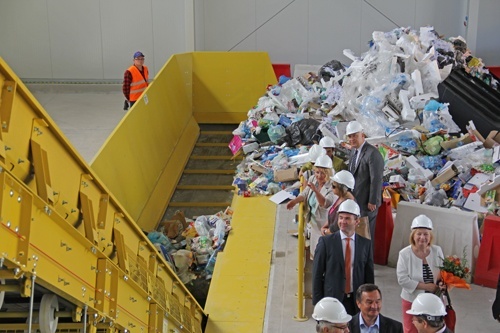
left=31, top=84, right=499, bottom=332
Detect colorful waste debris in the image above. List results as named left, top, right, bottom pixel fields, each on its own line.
left=230, top=26, right=500, bottom=224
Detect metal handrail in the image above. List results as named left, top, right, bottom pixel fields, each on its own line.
left=294, top=176, right=308, bottom=321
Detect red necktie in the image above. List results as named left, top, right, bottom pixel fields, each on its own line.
left=345, top=238, right=351, bottom=294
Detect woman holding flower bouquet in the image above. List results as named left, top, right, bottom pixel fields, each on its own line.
left=396, top=215, right=445, bottom=333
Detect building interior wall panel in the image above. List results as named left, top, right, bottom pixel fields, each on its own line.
left=414, top=0, right=468, bottom=41
left=255, top=0, right=308, bottom=66
left=194, top=0, right=206, bottom=50
left=307, top=0, right=362, bottom=66
left=99, top=0, right=156, bottom=79
left=47, top=0, right=104, bottom=80
left=0, top=1, right=497, bottom=80
left=152, top=0, right=187, bottom=67
left=203, top=0, right=256, bottom=51
left=476, top=0, right=500, bottom=65
left=0, top=0, right=52, bottom=78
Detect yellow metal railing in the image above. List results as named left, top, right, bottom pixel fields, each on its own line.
left=294, top=177, right=308, bottom=321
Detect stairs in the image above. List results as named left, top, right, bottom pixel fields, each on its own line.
left=162, top=124, right=241, bottom=220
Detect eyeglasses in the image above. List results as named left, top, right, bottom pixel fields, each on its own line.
left=332, top=325, right=349, bottom=332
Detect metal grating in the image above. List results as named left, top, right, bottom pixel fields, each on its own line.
left=182, top=307, right=192, bottom=331
left=126, top=248, right=148, bottom=291
left=168, top=294, right=182, bottom=324
left=193, top=319, right=202, bottom=333
left=153, top=276, right=167, bottom=309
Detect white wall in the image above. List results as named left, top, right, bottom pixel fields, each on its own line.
left=475, top=0, right=500, bottom=65
left=1, top=0, right=498, bottom=81
left=195, top=0, right=472, bottom=68
left=0, top=0, right=189, bottom=80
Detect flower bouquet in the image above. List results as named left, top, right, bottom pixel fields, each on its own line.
left=439, top=248, right=471, bottom=290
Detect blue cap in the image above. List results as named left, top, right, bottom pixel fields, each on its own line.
left=133, top=51, right=145, bottom=59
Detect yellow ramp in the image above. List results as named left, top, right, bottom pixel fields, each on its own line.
left=204, top=196, right=277, bottom=333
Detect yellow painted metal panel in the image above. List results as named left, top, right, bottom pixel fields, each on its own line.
left=1, top=51, right=278, bottom=332
left=192, top=52, right=277, bottom=124
left=91, top=53, right=198, bottom=231
left=194, top=112, right=248, bottom=124
left=204, top=196, right=276, bottom=333
left=0, top=56, right=205, bottom=333
left=136, top=117, right=199, bottom=231
left=205, top=320, right=263, bottom=333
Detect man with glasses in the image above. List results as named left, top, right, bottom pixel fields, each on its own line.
left=313, top=297, right=352, bottom=332
left=122, top=51, right=149, bottom=110
left=349, top=284, right=403, bottom=332
left=406, top=293, right=451, bottom=333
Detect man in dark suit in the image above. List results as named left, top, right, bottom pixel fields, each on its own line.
left=313, top=199, right=374, bottom=315
left=349, top=284, right=403, bottom=333
left=346, top=121, right=384, bottom=241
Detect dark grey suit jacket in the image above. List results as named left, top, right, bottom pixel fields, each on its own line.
left=349, top=142, right=384, bottom=217
left=349, top=313, right=403, bottom=333
left=312, top=232, right=374, bottom=305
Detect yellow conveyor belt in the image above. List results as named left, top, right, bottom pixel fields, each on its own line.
left=204, top=196, right=277, bottom=333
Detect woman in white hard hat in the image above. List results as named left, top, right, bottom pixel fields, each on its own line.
left=321, top=170, right=356, bottom=236
left=299, top=144, right=326, bottom=184
left=319, top=136, right=348, bottom=173
left=287, top=155, right=335, bottom=259
left=396, top=215, right=445, bottom=333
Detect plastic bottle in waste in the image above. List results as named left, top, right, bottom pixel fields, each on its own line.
left=420, top=155, right=443, bottom=169
left=205, top=246, right=221, bottom=279
left=397, top=137, right=417, bottom=153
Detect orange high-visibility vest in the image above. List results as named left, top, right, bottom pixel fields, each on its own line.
left=128, top=65, right=149, bottom=102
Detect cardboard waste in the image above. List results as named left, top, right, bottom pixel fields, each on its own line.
left=146, top=207, right=233, bottom=307
left=230, top=26, right=500, bottom=230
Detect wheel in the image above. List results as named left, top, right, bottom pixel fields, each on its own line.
left=0, top=279, right=4, bottom=310
left=39, top=294, right=59, bottom=333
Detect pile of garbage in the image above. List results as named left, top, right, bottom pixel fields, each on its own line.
left=145, top=208, right=233, bottom=306
left=231, top=26, right=500, bottom=220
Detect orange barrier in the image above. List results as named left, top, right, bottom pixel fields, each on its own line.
left=474, top=215, right=500, bottom=288
left=374, top=199, right=394, bottom=265
left=272, top=63, right=291, bottom=80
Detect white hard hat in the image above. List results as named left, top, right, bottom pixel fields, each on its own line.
left=308, top=144, right=326, bottom=162
left=337, top=199, right=360, bottom=216
left=406, top=293, right=447, bottom=317
left=411, top=215, right=433, bottom=230
left=320, top=136, right=336, bottom=149
left=345, top=121, right=364, bottom=136
left=331, top=170, right=355, bottom=190
left=315, top=155, right=333, bottom=169
left=312, top=297, right=352, bottom=324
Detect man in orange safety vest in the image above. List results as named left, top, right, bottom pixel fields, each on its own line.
left=122, top=51, right=149, bottom=110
